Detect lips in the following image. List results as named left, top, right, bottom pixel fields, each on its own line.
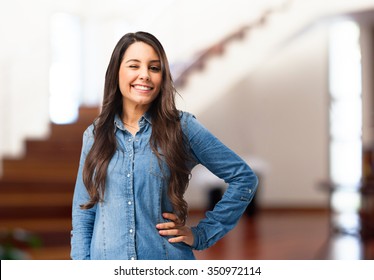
left=132, top=84, right=154, bottom=91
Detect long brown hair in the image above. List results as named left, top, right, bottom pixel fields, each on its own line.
left=81, top=32, right=191, bottom=224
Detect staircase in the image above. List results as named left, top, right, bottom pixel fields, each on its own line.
left=0, top=107, right=99, bottom=259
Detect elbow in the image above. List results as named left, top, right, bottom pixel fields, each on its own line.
left=245, top=168, right=259, bottom=196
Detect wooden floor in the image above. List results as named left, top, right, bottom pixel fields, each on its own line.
left=4, top=109, right=371, bottom=260
left=192, top=210, right=331, bottom=260
left=20, top=209, right=374, bottom=260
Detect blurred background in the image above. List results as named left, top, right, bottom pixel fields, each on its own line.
left=1, top=0, right=374, bottom=260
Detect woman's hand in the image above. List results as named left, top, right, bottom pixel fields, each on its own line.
left=156, top=213, right=194, bottom=246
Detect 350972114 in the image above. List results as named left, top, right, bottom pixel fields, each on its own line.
left=206, top=266, right=261, bottom=276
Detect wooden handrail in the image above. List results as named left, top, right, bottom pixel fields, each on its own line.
left=174, top=0, right=293, bottom=88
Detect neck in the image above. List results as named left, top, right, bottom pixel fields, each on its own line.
left=121, top=103, right=151, bottom=133
left=122, top=104, right=149, bottom=125
left=122, top=114, right=141, bottom=127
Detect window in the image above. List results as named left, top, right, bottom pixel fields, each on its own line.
left=49, top=13, right=82, bottom=124
left=329, top=19, right=362, bottom=186
left=328, top=19, right=362, bottom=235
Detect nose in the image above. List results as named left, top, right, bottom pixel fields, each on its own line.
left=139, top=67, right=150, bottom=81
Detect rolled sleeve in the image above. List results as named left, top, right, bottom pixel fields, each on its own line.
left=182, top=112, right=258, bottom=251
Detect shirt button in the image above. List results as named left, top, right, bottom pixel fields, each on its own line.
left=128, top=201, right=132, bottom=205
left=128, top=138, right=132, bottom=142
left=129, top=229, right=133, bottom=233
left=131, top=257, right=135, bottom=260
left=248, top=189, right=252, bottom=193
left=127, top=173, right=131, bottom=177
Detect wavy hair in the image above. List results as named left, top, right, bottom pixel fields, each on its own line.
left=81, top=32, right=191, bottom=224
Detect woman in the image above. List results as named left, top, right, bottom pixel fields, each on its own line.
left=71, top=31, right=258, bottom=260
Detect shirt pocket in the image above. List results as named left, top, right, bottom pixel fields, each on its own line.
left=105, top=150, right=127, bottom=197
left=149, top=151, right=170, bottom=179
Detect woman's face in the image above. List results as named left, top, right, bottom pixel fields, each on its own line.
left=118, top=41, right=162, bottom=111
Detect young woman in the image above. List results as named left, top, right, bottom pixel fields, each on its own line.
left=71, top=31, right=258, bottom=260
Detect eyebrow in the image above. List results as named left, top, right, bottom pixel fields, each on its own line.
left=125, top=59, right=161, bottom=64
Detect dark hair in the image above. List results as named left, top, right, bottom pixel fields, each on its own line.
left=81, top=31, right=191, bottom=224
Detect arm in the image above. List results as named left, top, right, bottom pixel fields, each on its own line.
left=156, top=113, right=258, bottom=250
left=70, top=127, right=97, bottom=260
left=186, top=113, right=258, bottom=250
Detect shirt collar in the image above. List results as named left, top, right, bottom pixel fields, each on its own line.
left=142, top=111, right=152, bottom=125
left=114, top=111, right=152, bottom=132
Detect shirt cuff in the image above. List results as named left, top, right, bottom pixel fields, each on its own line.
left=190, top=226, right=203, bottom=250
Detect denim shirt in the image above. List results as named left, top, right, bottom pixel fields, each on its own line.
left=71, top=111, right=258, bottom=260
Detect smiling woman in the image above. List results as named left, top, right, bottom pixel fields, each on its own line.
left=70, top=31, right=258, bottom=260
left=119, top=42, right=162, bottom=130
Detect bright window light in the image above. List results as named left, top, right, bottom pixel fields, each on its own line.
left=328, top=20, right=362, bottom=186
left=49, top=13, right=82, bottom=124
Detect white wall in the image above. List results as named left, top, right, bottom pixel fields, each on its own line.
left=1, top=0, right=373, bottom=160
left=1, top=0, right=373, bottom=209
left=0, top=0, right=84, bottom=158
left=188, top=23, right=330, bottom=209
left=0, top=0, right=323, bottom=160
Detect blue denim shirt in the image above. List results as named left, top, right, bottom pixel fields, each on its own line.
left=71, top=111, right=258, bottom=260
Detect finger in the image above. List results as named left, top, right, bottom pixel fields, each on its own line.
left=168, top=236, right=186, bottom=243
left=163, top=213, right=184, bottom=227
left=162, top=212, right=178, bottom=221
left=169, top=236, right=194, bottom=246
left=168, top=233, right=194, bottom=246
left=156, top=222, right=176, bottom=229
left=158, top=229, right=180, bottom=236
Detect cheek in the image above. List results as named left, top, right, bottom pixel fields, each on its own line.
left=118, top=79, right=127, bottom=95
left=154, top=76, right=163, bottom=92
left=118, top=71, right=134, bottom=93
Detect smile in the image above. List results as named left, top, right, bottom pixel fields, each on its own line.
left=132, top=84, right=153, bottom=91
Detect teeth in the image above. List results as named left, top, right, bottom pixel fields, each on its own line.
left=134, top=85, right=152, bottom=90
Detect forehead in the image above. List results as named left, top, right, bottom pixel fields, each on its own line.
left=123, top=41, right=160, bottom=61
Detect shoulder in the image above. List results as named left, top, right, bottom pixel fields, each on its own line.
left=83, top=123, right=95, bottom=138
left=81, top=123, right=95, bottom=152
left=179, top=110, right=195, bottom=121
left=179, top=110, right=201, bottom=126
left=178, top=111, right=198, bottom=129
left=178, top=111, right=207, bottom=139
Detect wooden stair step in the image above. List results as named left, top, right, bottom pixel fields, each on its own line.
left=0, top=205, right=72, bottom=219
left=24, top=140, right=82, bottom=159
left=47, top=106, right=99, bottom=141
left=0, top=218, right=71, bottom=232
left=76, top=106, right=99, bottom=121
left=2, top=159, right=79, bottom=181
left=0, top=218, right=71, bottom=248
left=0, top=106, right=99, bottom=257
left=0, top=193, right=72, bottom=207
left=0, top=180, right=75, bottom=192
left=3, top=157, right=79, bottom=166
left=48, top=123, right=90, bottom=141
left=25, top=246, right=71, bottom=260
left=0, top=233, right=70, bottom=249
left=1, top=171, right=78, bottom=182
